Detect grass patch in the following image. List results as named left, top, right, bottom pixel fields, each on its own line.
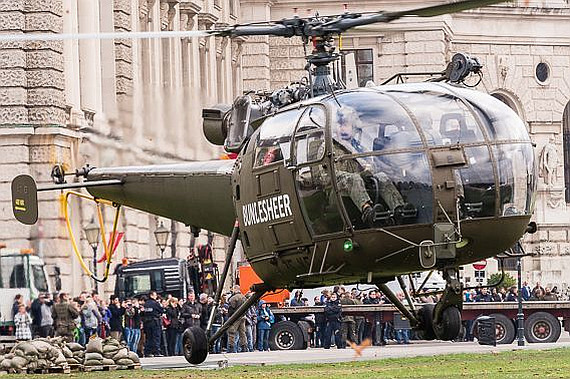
left=14, top=348, right=570, bottom=379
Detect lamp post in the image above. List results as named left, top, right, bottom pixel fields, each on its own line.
left=154, top=222, right=170, bottom=259
left=84, top=219, right=100, bottom=293
left=515, top=242, right=525, bottom=346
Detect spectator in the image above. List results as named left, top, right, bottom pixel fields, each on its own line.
left=165, top=297, right=182, bottom=356
left=543, top=287, right=558, bottom=301
left=12, top=294, right=25, bottom=319
left=244, top=293, right=257, bottom=352
left=81, top=295, right=102, bottom=341
left=14, top=304, right=32, bottom=341
left=181, top=292, right=202, bottom=329
left=314, top=296, right=326, bottom=348
left=339, top=292, right=356, bottom=348
left=199, top=293, right=210, bottom=331
left=531, top=282, right=545, bottom=300
left=256, top=300, right=274, bottom=351
left=505, top=286, right=518, bottom=302
left=30, top=293, right=54, bottom=338
left=290, top=291, right=303, bottom=307
left=474, top=288, right=493, bottom=302
left=109, top=295, right=125, bottom=341
left=210, top=297, right=225, bottom=354
left=53, top=293, right=80, bottom=342
left=363, top=290, right=383, bottom=346
left=227, top=285, right=247, bottom=353
left=99, top=300, right=112, bottom=338
left=142, top=291, right=164, bottom=357
left=490, top=288, right=502, bottom=302
left=323, top=292, right=342, bottom=349
left=124, top=298, right=142, bottom=353
left=522, top=281, right=531, bottom=301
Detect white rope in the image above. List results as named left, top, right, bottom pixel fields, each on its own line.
left=0, top=30, right=214, bottom=42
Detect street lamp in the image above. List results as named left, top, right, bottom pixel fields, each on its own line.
left=84, top=219, right=100, bottom=293
left=154, top=222, right=169, bottom=259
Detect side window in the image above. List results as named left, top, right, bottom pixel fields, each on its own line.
left=294, top=106, right=326, bottom=166
left=254, top=110, right=302, bottom=168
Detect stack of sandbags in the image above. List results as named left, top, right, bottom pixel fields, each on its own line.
left=84, top=337, right=105, bottom=368
left=101, top=337, right=140, bottom=369
left=65, top=342, right=85, bottom=366
left=0, top=339, right=67, bottom=373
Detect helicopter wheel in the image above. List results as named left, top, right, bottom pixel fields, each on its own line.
left=433, top=306, right=462, bottom=341
left=182, top=327, right=209, bottom=365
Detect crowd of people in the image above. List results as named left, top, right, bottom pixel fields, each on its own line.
left=10, top=280, right=565, bottom=355
left=11, top=284, right=275, bottom=357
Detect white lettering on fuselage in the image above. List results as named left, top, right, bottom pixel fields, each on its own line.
left=242, top=194, right=293, bottom=227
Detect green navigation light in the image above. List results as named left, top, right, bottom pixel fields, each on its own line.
left=343, top=239, right=354, bottom=252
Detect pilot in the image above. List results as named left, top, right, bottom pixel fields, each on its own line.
left=334, top=107, right=415, bottom=224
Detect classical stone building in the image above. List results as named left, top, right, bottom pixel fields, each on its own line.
left=238, top=0, right=570, bottom=291
left=0, top=0, right=245, bottom=294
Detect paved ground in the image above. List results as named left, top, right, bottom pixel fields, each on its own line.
left=140, top=339, right=570, bottom=370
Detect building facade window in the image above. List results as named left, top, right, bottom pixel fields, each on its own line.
left=342, top=49, right=374, bottom=87
left=474, top=270, right=485, bottom=284
left=562, top=102, right=570, bottom=203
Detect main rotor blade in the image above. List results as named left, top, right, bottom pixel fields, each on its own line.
left=385, top=0, right=509, bottom=21
left=0, top=29, right=211, bottom=42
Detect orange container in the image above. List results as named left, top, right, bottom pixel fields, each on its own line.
left=238, top=265, right=289, bottom=306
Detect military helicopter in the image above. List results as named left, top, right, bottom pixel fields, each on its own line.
left=10, top=0, right=538, bottom=364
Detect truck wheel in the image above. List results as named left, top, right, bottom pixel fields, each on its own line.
left=417, top=304, right=436, bottom=340
left=269, top=321, right=304, bottom=350
left=524, top=312, right=561, bottom=343
left=489, top=313, right=515, bottom=344
left=182, top=327, right=208, bottom=364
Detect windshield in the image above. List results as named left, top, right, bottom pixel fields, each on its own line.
left=0, top=256, right=26, bottom=288
left=32, top=265, right=48, bottom=292
left=124, top=271, right=163, bottom=298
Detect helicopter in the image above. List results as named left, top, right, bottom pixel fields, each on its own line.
left=10, top=0, right=538, bottom=364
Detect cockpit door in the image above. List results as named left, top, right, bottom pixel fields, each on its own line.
left=236, top=109, right=312, bottom=257
left=291, top=105, right=346, bottom=237
left=429, top=146, right=467, bottom=223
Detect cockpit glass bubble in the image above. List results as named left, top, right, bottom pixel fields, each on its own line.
left=455, top=146, right=496, bottom=219
left=450, top=87, right=530, bottom=142
left=493, top=143, right=535, bottom=216
left=329, top=91, right=422, bottom=154
left=254, top=109, right=302, bottom=167
left=386, top=90, right=485, bottom=147
left=335, top=151, right=433, bottom=229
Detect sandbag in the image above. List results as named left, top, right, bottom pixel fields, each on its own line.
left=62, top=347, right=73, bottom=358
left=102, top=358, right=116, bottom=366
left=4, top=353, right=14, bottom=360
left=115, top=358, right=134, bottom=366
left=85, top=352, right=104, bottom=361
left=113, top=348, right=129, bottom=361
left=127, top=351, right=140, bottom=363
left=13, top=342, right=39, bottom=357
left=103, top=345, right=119, bottom=353
left=30, top=340, right=52, bottom=354
left=67, top=343, right=84, bottom=352
left=1, top=359, right=12, bottom=370
left=55, top=352, right=67, bottom=365
left=86, top=338, right=103, bottom=353
left=11, top=356, right=28, bottom=370
left=104, top=338, right=120, bottom=347
left=36, top=358, right=50, bottom=368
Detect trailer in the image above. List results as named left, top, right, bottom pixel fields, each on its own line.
left=267, top=302, right=570, bottom=350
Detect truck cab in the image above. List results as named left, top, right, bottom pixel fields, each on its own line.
left=0, top=248, right=51, bottom=322
left=114, top=258, right=191, bottom=300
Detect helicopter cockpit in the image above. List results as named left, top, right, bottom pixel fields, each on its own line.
left=245, top=82, right=535, bottom=241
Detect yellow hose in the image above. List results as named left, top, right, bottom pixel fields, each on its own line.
left=63, top=191, right=121, bottom=282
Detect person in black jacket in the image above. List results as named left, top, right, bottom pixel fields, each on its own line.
left=109, top=295, right=125, bottom=341
left=30, top=293, right=54, bottom=338
left=142, top=291, right=164, bottom=357
left=124, top=298, right=142, bottom=353
left=314, top=296, right=327, bottom=348
left=180, top=292, right=202, bottom=329
left=323, top=292, right=342, bottom=349
left=165, top=297, right=182, bottom=356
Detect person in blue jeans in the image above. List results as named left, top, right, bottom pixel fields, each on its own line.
left=124, top=298, right=142, bottom=353
left=256, top=300, right=274, bottom=351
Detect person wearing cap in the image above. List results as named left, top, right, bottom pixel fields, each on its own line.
left=256, top=300, right=274, bottom=351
